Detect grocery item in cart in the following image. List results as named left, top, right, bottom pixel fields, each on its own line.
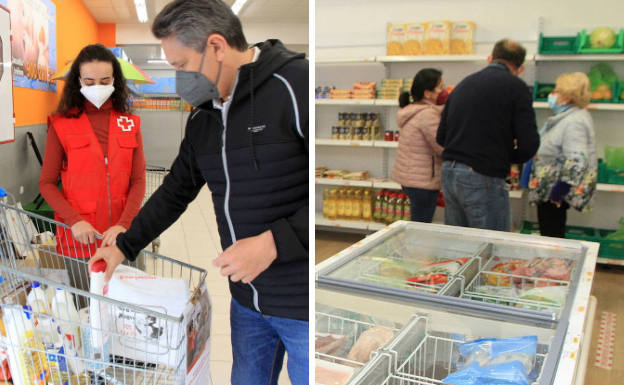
left=315, top=359, right=354, bottom=385
left=406, top=257, right=468, bottom=286
left=346, top=326, right=395, bottom=363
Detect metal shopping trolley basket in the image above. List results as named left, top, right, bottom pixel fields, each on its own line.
left=144, top=166, right=170, bottom=254
left=0, top=192, right=211, bottom=385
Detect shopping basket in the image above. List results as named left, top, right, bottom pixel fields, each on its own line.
left=144, top=166, right=170, bottom=254
left=0, top=191, right=211, bottom=385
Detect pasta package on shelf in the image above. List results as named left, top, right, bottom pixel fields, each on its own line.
left=386, top=24, right=406, bottom=55
left=451, top=21, right=476, bottom=54
left=405, top=23, right=426, bottom=55
left=424, top=21, right=451, bottom=55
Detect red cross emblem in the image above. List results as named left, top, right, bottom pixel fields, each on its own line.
left=117, top=116, right=134, bottom=132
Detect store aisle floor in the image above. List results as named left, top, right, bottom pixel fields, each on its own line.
left=158, top=186, right=291, bottom=385
left=315, top=230, right=624, bottom=385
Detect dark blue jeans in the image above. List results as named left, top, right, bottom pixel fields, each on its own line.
left=402, top=186, right=438, bottom=223
left=441, top=161, right=510, bottom=231
left=230, top=298, right=308, bottom=385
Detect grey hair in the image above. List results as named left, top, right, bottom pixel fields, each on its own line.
left=152, top=0, right=248, bottom=52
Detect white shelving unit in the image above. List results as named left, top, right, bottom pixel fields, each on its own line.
left=534, top=54, right=624, bottom=62
left=533, top=101, right=624, bottom=111
left=315, top=99, right=376, bottom=106
left=315, top=212, right=383, bottom=232
left=315, top=178, right=374, bottom=188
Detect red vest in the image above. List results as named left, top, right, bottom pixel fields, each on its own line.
left=51, top=110, right=141, bottom=258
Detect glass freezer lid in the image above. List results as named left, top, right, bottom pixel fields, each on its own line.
left=316, top=221, right=587, bottom=323
left=316, top=288, right=564, bottom=385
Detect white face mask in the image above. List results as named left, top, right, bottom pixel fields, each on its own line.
left=80, top=80, right=115, bottom=109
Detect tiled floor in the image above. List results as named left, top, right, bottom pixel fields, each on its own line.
left=316, top=230, right=624, bottom=385
left=158, top=186, right=291, bottom=385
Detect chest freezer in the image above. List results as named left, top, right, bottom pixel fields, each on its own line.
left=315, top=221, right=599, bottom=385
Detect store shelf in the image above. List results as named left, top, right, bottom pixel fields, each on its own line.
left=533, top=101, right=624, bottom=111
left=315, top=99, right=376, bottom=106
left=373, top=180, right=402, bottom=190
left=374, top=99, right=399, bottom=106
left=315, top=178, right=373, bottom=188
left=597, top=183, right=624, bottom=192
left=315, top=139, right=375, bottom=147
left=316, top=57, right=377, bottom=64
left=597, top=257, right=624, bottom=266
left=534, top=54, right=624, bottom=62
left=315, top=212, right=379, bottom=231
left=377, top=55, right=488, bottom=63
left=373, top=140, right=399, bottom=148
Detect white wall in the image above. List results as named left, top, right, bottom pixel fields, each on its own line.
left=315, top=0, right=624, bottom=230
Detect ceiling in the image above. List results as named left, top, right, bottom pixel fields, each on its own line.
left=82, top=0, right=308, bottom=25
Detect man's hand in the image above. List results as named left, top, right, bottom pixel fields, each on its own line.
left=213, top=230, right=277, bottom=284
left=89, top=245, right=126, bottom=282
left=102, top=225, right=126, bottom=247
left=71, top=220, right=99, bottom=244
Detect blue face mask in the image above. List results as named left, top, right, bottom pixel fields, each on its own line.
left=548, top=94, right=569, bottom=114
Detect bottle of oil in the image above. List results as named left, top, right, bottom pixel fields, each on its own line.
left=402, top=194, right=411, bottom=221
left=386, top=192, right=397, bottom=224
left=373, top=190, right=384, bottom=222
left=394, top=194, right=405, bottom=223
left=352, top=189, right=362, bottom=219
left=322, top=189, right=329, bottom=218
left=336, top=189, right=346, bottom=218
left=343, top=189, right=353, bottom=218
left=327, top=189, right=338, bottom=219
left=362, top=189, right=373, bottom=221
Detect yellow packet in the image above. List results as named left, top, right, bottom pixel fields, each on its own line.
left=405, top=23, right=426, bottom=55
left=386, top=24, right=406, bottom=55
left=451, top=22, right=476, bottom=55
left=424, top=21, right=451, bottom=55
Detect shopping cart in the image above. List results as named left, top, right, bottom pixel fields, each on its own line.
left=0, top=192, right=210, bottom=385
left=144, top=166, right=169, bottom=254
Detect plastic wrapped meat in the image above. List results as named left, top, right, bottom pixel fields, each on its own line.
left=346, top=327, right=395, bottom=363
left=511, top=257, right=573, bottom=288
left=315, top=359, right=354, bottom=385
left=316, top=333, right=349, bottom=356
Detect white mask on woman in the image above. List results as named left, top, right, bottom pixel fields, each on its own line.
left=80, top=79, right=115, bottom=109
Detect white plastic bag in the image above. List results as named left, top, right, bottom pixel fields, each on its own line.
left=106, top=264, right=190, bottom=367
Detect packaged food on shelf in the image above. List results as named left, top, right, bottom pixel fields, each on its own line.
left=405, top=23, right=426, bottom=55
left=424, top=21, right=451, bottom=55
left=484, top=260, right=526, bottom=286
left=511, top=257, right=573, bottom=287
left=362, top=190, right=373, bottom=220
left=450, top=21, right=476, bottom=54
left=323, top=170, right=349, bottom=179
left=386, top=24, right=406, bottom=55
left=316, top=166, right=328, bottom=177
left=315, top=359, right=354, bottom=385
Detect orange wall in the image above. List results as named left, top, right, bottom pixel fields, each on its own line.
left=98, top=23, right=116, bottom=47
left=13, top=0, right=116, bottom=127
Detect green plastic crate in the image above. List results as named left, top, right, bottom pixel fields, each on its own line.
left=520, top=221, right=540, bottom=235
left=590, top=82, right=619, bottom=103
left=598, top=229, right=624, bottom=259
left=565, top=225, right=599, bottom=241
left=533, top=82, right=555, bottom=101
left=598, top=159, right=609, bottom=183
left=538, top=33, right=579, bottom=55
left=606, top=167, right=624, bottom=185
left=578, top=29, right=624, bottom=54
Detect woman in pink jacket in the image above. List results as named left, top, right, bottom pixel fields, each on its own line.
left=391, top=69, right=446, bottom=222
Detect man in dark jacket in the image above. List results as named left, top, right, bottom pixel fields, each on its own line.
left=436, top=39, right=539, bottom=231
left=90, top=1, right=308, bottom=384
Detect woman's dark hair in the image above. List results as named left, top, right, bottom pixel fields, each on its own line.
left=398, top=68, right=442, bottom=108
left=57, top=44, right=130, bottom=117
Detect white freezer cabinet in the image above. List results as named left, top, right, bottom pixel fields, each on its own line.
left=315, top=221, right=599, bottom=385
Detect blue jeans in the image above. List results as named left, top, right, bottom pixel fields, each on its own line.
left=402, top=186, right=438, bottom=223
left=230, top=298, right=309, bottom=385
left=441, top=161, right=510, bottom=231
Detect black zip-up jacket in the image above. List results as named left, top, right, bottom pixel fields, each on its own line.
left=116, top=40, right=308, bottom=321
left=436, top=63, right=539, bottom=179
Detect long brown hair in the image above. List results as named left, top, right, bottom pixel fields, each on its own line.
left=57, top=44, right=131, bottom=117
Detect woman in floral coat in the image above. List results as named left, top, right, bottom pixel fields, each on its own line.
left=528, top=72, right=597, bottom=237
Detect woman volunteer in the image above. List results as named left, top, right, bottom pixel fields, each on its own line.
left=39, top=44, right=145, bottom=292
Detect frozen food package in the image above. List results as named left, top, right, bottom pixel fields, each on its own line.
left=386, top=24, right=406, bottom=55
left=456, top=335, right=538, bottom=376
left=315, top=359, right=355, bottom=385
left=468, top=285, right=518, bottom=306
left=405, top=22, right=426, bottom=55
left=484, top=260, right=526, bottom=286
left=450, top=21, right=476, bottom=54
left=442, top=361, right=530, bottom=385
left=316, top=333, right=349, bottom=356
left=517, top=286, right=567, bottom=309
left=346, top=326, right=395, bottom=363
left=424, top=21, right=451, bottom=55
left=511, top=257, right=573, bottom=288
left=406, top=257, right=469, bottom=286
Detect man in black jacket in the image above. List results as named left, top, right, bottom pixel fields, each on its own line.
left=436, top=39, right=539, bottom=231
left=90, top=1, right=308, bottom=384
